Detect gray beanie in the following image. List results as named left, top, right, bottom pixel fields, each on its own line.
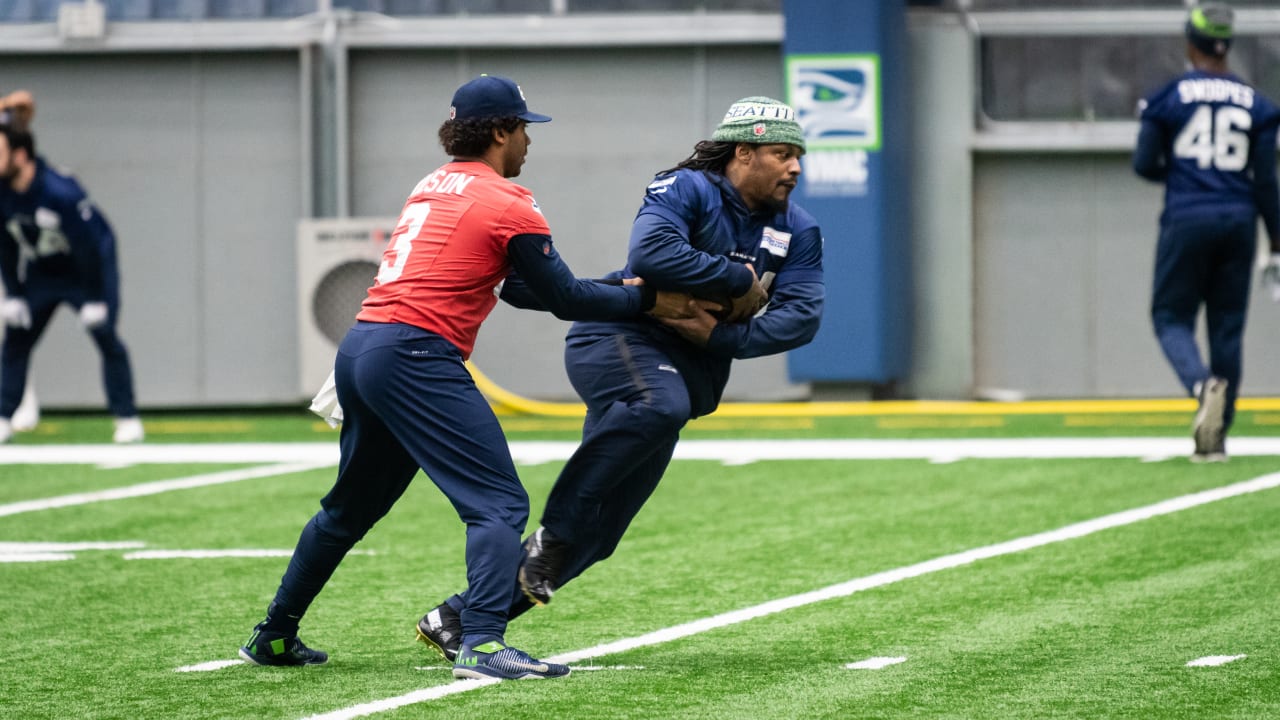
left=711, top=96, right=805, bottom=151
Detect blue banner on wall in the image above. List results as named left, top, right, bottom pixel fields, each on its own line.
left=784, top=1, right=910, bottom=385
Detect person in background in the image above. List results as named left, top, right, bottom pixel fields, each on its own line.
left=0, top=121, right=143, bottom=444
left=0, top=89, right=40, bottom=434
left=1133, top=2, right=1280, bottom=462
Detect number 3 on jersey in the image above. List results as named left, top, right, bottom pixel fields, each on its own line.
left=378, top=200, right=430, bottom=284
left=1174, top=104, right=1252, bottom=171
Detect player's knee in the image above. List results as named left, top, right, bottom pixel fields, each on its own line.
left=1150, top=307, right=1183, bottom=331
left=311, top=506, right=371, bottom=543
left=631, top=400, right=688, bottom=436
left=454, top=489, right=529, bottom=534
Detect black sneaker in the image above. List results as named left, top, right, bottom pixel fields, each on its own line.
left=239, top=625, right=328, bottom=666
left=519, top=527, right=570, bottom=606
left=415, top=602, right=462, bottom=661
left=452, top=641, right=570, bottom=680
left=1192, top=377, right=1228, bottom=461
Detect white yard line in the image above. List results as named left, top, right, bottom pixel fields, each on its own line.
left=300, top=470, right=1280, bottom=720
left=5, top=437, right=1280, bottom=467
left=124, top=549, right=374, bottom=560
left=175, top=660, right=246, bottom=673
left=0, top=462, right=332, bottom=518
left=0, top=443, right=343, bottom=465
left=0, top=541, right=145, bottom=552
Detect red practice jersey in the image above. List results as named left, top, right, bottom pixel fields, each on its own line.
left=357, top=161, right=550, bottom=358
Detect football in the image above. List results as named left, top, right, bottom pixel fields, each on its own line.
left=693, top=295, right=732, bottom=320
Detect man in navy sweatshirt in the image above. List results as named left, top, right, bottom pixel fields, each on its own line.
left=1133, top=3, right=1280, bottom=461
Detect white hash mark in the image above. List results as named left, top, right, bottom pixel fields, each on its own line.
left=1187, top=655, right=1246, bottom=667
left=845, top=657, right=907, bottom=670
left=175, top=660, right=246, bottom=672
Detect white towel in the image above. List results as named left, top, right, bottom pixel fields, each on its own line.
left=309, top=370, right=344, bottom=428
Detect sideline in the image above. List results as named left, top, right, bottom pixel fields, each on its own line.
left=7, top=437, right=1280, bottom=467
left=300, top=470, right=1280, bottom=720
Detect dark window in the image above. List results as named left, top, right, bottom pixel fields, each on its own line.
left=982, top=35, right=1280, bottom=122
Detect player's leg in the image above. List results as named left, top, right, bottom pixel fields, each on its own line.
left=0, top=297, right=58, bottom=442
left=521, top=334, right=691, bottom=605
left=82, top=301, right=142, bottom=442
left=437, top=434, right=679, bottom=637
left=1203, top=216, right=1255, bottom=436
left=1150, top=218, right=1212, bottom=395
left=575, top=431, right=679, bottom=570
left=355, top=324, right=564, bottom=679
left=11, top=374, right=39, bottom=432
left=242, top=329, right=419, bottom=666
left=427, top=338, right=690, bottom=640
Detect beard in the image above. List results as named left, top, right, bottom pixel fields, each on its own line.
left=759, top=185, right=793, bottom=214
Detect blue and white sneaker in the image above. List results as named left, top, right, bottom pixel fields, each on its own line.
left=452, top=641, right=570, bottom=680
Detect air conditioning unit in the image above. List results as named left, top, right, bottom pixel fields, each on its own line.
left=296, top=217, right=395, bottom=397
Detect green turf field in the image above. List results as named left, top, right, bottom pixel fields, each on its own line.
left=2, top=408, right=1278, bottom=719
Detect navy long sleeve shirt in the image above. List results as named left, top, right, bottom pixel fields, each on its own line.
left=1134, top=69, right=1280, bottom=250
left=0, top=157, right=119, bottom=303
left=568, top=167, right=825, bottom=416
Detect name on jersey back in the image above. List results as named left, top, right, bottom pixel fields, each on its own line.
left=412, top=169, right=476, bottom=196
left=1178, top=78, right=1254, bottom=109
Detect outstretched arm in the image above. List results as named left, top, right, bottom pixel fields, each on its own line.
left=501, top=233, right=655, bottom=320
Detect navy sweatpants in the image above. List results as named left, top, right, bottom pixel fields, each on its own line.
left=452, top=332, right=692, bottom=621
left=270, top=322, right=529, bottom=646
left=1151, top=212, right=1255, bottom=430
left=0, top=288, right=136, bottom=418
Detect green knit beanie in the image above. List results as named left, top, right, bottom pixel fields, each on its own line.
left=711, top=96, right=805, bottom=151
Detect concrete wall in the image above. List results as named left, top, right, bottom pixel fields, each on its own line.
left=0, top=52, right=304, bottom=407
left=4, top=10, right=1278, bottom=409
left=0, top=38, right=805, bottom=409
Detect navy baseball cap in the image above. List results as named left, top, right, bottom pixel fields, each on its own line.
left=449, top=75, right=552, bottom=123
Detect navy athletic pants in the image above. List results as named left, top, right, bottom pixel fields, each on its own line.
left=0, top=288, right=136, bottom=418
left=270, top=322, right=529, bottom=646
left=1151, top=211, right=1255, bottom=429
left=451, top=332, right=692, bottom=621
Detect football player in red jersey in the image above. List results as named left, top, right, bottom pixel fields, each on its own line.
left=241, top=75, right=690, bottom=680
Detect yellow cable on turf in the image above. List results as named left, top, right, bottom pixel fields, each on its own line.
left=464, top=361, right=1280, bottom=418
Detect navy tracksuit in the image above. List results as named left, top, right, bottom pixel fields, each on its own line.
left=1134, top=69, right=1280, bottom=429
left=0, top=157, right=137, bottom=419
left=451, top=167, right=825, bottom=620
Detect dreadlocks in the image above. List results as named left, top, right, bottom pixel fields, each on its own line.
left=657, top=140, right=737, bottom=178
